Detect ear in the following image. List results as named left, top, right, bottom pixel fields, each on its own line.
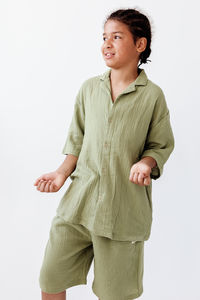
left=137, top=37, right=147, bottom=53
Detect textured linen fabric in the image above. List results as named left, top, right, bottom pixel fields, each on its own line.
left=56, top=67, right=175, bottom=241
left=39, top=215, right=144, bottom=299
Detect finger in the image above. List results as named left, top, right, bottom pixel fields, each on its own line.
left=37, top=179, right=44, bottom=190
left=38, top=180, right=48, bottom=192
left=35, top=174, right=51, bottom=186
left=47, top=181, right=52, bottom=192
left=44, top=181, right=52, bottom=193
left=138, top=173, right=145, bottom=186
left=36, top=176, right=48, bottom=185
left=49, top=181, right=55, bottom=193
left=144, top=176, right=151, bottom=186
left=34, top=177, right=43, bottom=186
left=129, top=172, right=133, bottom=181
left=129, top=171, right=136, bottom=182
left=133, top=172, right=139, bottom=184
left=41, top=180, right=49, bottom=192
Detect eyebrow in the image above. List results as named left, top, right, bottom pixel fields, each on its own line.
left=103, top=31, right=124, bottom=36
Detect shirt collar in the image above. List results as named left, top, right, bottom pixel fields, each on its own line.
left=99, top=67, right=148, bottom=93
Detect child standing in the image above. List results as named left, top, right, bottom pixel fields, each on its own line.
left=34, top=8, right=175, bottom=300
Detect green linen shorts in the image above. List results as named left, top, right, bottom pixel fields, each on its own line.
left=39, top=214, right=144, bottom=300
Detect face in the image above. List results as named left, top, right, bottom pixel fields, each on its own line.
left=101, top=19, right=146, bottom=69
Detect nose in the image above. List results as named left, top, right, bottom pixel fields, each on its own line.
left=104, top=38, right=112, bottom=49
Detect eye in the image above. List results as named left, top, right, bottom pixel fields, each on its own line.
left=103, top=35, right=121, bottom=41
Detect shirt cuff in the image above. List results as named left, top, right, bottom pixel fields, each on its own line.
left=62, top=144, right=81, bottom=157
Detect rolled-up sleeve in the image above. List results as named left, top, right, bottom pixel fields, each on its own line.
left=140, top=89, right=175, bottom=180
left=62, top=84, right=85, bottom=157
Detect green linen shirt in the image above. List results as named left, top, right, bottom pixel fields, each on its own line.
left=56, top=67, right=175, bottom=242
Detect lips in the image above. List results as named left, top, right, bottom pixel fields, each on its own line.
left=104, top=52, right=115, bottom=58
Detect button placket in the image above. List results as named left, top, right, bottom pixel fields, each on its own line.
left=101, top=141, right=110, bottom=175
left=98, top=108, right=113, bottom=202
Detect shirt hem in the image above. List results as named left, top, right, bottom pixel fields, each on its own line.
left=56, top=211, right=150, bottom=242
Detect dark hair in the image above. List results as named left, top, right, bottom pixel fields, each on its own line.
left=103, top=8, right=153, bottom=67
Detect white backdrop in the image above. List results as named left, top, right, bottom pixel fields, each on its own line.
left=0, top=0, right=199, bottom=299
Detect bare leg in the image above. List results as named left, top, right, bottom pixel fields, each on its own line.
left=41, top=289, right=99, bottom=300
left=41, top=290, right=66, bottom=300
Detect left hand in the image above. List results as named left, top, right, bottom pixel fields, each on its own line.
left=129, top=161, right=151, bottom=186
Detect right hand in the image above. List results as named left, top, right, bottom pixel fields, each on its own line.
left=33, top=171, right=67, bottom=193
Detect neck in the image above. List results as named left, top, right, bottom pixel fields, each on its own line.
left=110, top=66, right=140, bottom=85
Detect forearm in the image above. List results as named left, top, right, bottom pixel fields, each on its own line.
left=56, top=154, right=78, bottom=179
left=140, top=156, right=157, bottom=169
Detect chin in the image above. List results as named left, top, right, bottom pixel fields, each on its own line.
left=104, top=61, right=116, bottom=67
left=105, top=62, right=121, bottom=70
